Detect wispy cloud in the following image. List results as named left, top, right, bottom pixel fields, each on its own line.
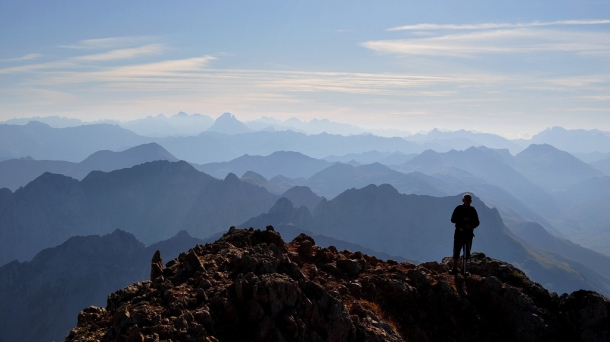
left=0, top=60, right=77, bottom=74
left=73, top=44, right=165, bottom=61
left=388, top=19, right=610, bottom=31
left=0, top=53, right=42, bottom=62
left=59, top=36, right=154, bottom=50
left=363, top=28, right=610, bottom=57
left=0, top=45, right=173, bottom=74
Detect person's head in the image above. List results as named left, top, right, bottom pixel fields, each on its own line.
left=462, top=193, right=472, bottom=206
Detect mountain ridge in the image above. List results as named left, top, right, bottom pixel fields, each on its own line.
left=66, top=227, right=610, bottom=342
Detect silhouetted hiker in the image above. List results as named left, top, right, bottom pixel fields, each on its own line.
left=450, top=193, right=480, bottom=274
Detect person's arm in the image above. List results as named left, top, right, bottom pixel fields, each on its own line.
left=451, top=206, right=459, bottom=224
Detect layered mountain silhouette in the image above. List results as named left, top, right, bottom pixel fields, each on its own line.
left=3, top=120, right=609, bottom=165
left=512, top=144, right=604, bottom=191
left=405, top=128, right=525, bottom=154
left=0, top=160, right=279, bottom=265
left=243, top=187, right=610, bottom=297
left=592, top=156, right=610, bottom=176
left=323, top=150, right=417, bottom=166
left=0, top=121, right=151, bottom=162
left=0, top=229, right=206, bottom=342
left=119, top=112, right=214, bottom=137
left=298, top=151, right=559, bottom=237
left=511, top=222, right=610, bottom=281
left=193, top=151, right=333, bottom=179
left=240, top=171, right=290, bottom=195
left=1, top=115, right=85, bottom=128
left=552, top=176, right=610, bottom=255
left=207, top=112, right=251, bottom=135
left=0, top=143, right=178, bottom=191
left=280, top=185, right=324, bottom=212
left=393, top=146, right=560, bottom=218
left=304, top=162, right=405, bottom=198
left=245, top=116, right=368, bottom=135
left=529, top=126, right=610, bottom=154
left=158, top=130, right=423, bottom=164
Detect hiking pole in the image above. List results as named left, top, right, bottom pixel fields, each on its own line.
left=462, top=242, right=468, bottom=277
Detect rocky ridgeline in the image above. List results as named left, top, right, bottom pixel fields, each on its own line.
left=66, top=227, right=610, bottom=342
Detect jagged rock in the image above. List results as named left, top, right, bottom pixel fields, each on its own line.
left=67, top=229, right=610, bottom=342
left=150, top=250, right=163, bottom=280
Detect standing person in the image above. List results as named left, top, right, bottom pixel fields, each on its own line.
left=450, top=193, right=480, bottom=274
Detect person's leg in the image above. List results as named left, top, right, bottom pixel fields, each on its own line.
left=452, top=231, right=461, bottom=273
left=466, top=234, right=474, bottom=259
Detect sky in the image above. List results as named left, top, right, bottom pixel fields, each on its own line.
left=0, top=1, right=609, bottom=138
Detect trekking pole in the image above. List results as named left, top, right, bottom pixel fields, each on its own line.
left=462, top=242, right=468, bottom=277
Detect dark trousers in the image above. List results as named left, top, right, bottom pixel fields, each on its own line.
left=453, top=228, right=474, bottom=260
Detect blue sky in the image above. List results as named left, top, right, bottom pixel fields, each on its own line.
left=1, top=1, right=609, bottom=138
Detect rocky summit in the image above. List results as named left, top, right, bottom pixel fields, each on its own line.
left=66, top=227, right=610, bottom=342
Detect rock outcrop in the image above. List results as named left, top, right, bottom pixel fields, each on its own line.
left=67, top=227, right=610, bottom=342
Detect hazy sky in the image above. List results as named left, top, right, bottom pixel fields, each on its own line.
left=1, top=1, right=609, bottom=138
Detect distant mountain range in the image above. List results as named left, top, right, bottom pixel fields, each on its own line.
left=119, top=111, right=215, bottom=137
left=193, top=151, right=333, bottom=179
left=0, top=160, right=279, bottom=265
left=244, top=116, right=371, bottom=135
left=552, top=176, right=610, bottom=255
left=158, top=130, right=424, bottom=164
left=1, top=159, right=610, bottom=340
left=2, top=116, right=610, bottom=166
left=392, top=146, right=560, bottom=218
left=0, top=121, right=151, bottom=162
left=405, top=128, right=525, bottom=154
left=207, top=112, right=251, bottom=135
left=3, top=136, right=607, bottom=255
left=193, top=145, right=606, bottom=253
left=0, top=143, right=178, bottom=191
left=511, top=144, right=604, bottom=191
left=529, top=126, right=610, bottom=154
left=323, top=150, right=417, bottom=165
left=591, top=156, right=610, bottom=176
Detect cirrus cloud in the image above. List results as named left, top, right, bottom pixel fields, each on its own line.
left=388, top=19, right=610, bottom=31
left=73, top=44, right=165, bottom=61
left=363, top=28, right=610, bottom=57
